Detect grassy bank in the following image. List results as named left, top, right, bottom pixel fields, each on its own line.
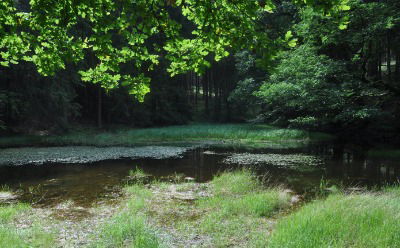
left=95, top=169, right=292, bottom=247
left=268, top=189, right=400, bottom=248
left=191, top=170, right=291, bottom=247
left=90, top=185, right=161, bottom=248
left=90, top=170, right=400, bottom=247
left=0, top=124, right=333, bottom=148
left=2, top=170, right=400, bottom=247
left=0, top=202, right=54, bottom=247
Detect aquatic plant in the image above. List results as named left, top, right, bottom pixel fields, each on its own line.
left=224, top=153, right=323, bottom=171
left=0, top=146, right=190, bottom=166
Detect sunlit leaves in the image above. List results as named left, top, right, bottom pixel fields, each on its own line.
left=0, top=0, right=348, bottom=99
left=284, top=31, right=298, bottom=48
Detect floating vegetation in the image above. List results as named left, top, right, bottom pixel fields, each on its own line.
left=0, top=146, right=192, bottom=166
left=223, top=153, right=324, bottom=171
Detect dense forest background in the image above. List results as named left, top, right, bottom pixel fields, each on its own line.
left=1, top=0, right=399, bottom=144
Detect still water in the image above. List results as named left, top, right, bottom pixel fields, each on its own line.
left=0, top=144, right=399, bottom=207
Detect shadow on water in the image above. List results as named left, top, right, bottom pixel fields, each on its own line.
left=0, top=143, right=399, bottom=208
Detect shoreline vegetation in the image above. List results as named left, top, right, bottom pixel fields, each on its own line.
left=73, top=171, right=400, bottom=247
left=2, top=170, right=400, bottom=247
left=0, top=124, right=333, bottom=148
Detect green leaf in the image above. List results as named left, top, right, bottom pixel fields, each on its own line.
left=0, top=61, right=9, bottom=67
left=288, top=38, right=298, bottom=48
left=285, top=31, right=293, bottom=41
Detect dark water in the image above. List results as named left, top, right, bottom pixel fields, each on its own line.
left=0, top=144, right=399, bottom=208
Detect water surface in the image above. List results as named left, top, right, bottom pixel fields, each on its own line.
left=0, top=144, right=399, bottom=208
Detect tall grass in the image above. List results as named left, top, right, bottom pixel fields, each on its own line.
left=0, top=124, right=333, bottom=147
left=268, top=191, right=400, bottom=248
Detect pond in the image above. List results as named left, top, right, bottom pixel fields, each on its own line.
left=0, top=143, right=399, bottom=208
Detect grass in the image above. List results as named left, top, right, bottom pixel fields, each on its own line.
left=198, top=170, right=290, bottom=218
left=90, top=184, right=163, bottom=248
left=195, top=170, right=291, bottom=246
left=0, top=203, right=55, bottom=248
left=2, top=171, right=400, bottom=247
left=268, top=190, right=400, bottom=248
left=127, top=168, right=150, bottom=184
left=91, top=213, right=161, bottom=248
left=211, top=170, right=260, bottom=195
left=120, top=170, right=292, bottom=247
left=92, top=171, right=400, bottom=247
left=368, top=148, right=400, bottom=159
left=0, top=123, right=333, bottom=148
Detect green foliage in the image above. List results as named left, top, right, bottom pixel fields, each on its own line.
left=0, top=0, right=349, bottom=100
left=268, top=191, right=400, bottom=248
left=294, top=0, right=398, bottom=50
left=0, top=0, right=273, bottom=99
left=228, top=50, right=263, bottom=120
left=257, top=45, right=346, bottom=128
left=256, top=45, right=382, bottom=129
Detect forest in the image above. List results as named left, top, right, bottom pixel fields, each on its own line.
left=0, top=0, right=400, bottom=247
left=1, top=0, right=399, bottom=144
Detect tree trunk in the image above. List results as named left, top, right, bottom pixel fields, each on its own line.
left=204, top=71, right=209, bottom=115
left=378, top=52, right=382, bottom=79
left=367, top=41, right=379, bottom=79
left=97, top=86, right=102, bottom=129
left=195, top=74, right=199, bottom=107
left=395, top=52, right=400, bottom=78
left=387, top=32, right=392, bottom=78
